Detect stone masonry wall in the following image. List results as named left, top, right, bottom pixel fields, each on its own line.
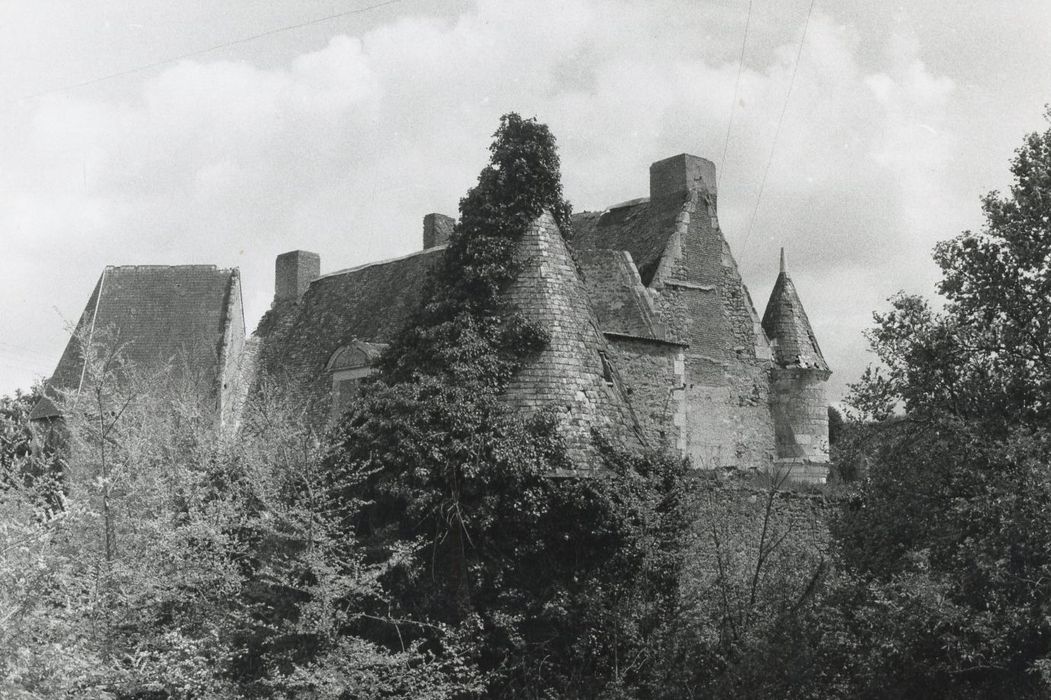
left=502, top=212, right=643, bottom=468
left=770, top=367, right=830, bottom=462
left=605, top=336, right=684, bottom=450
left=687, top=482, right=835, bottom=604
left=218, top=270, right=246, bottom=431
left=650, top=186, right=777, bottom=470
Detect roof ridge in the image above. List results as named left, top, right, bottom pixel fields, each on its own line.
left=574, top=197, right=651, bottom=218
left=103, top=264, right=233, bottom=272
left=316, top=245, right=446, bottom=283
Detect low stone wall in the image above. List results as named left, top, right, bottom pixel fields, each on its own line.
left=685, top=478, right=838, bottom=612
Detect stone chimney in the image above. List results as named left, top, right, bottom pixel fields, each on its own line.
left=275, top=250, right=320, bottom=303
left=649, top=153, right=717, bottom=204
left=423, top=213, right=455, bottom=249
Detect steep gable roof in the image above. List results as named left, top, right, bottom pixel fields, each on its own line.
left=761, top=251, right=829, bottom=372
left=576, top=248, right=665, bottom=341
left=571, top=195, right=684, bottom=286
left=31, top=265, right=240, bottom=419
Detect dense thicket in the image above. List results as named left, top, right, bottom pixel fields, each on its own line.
left=326, top=113, right=695, bottom=697
left=0, top=339, right=477, bottom=698
left=12, top=111, right=1050, bottom=698
left=0, top=114, right=707, bottom=699
left=723, top=110, right=1051, bottom=698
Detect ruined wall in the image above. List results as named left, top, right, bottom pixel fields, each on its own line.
left=686, top=482, right=835, bottom=607
left=502, top=212, right=643, bottom=468
left=217, top=270, right=246, bottom=431
left=605, top=335, right=684, bottom=450
left=649, top=164, right=776, bottom=471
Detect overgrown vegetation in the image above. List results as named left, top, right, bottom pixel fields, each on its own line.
left=722, top=109, right=1051, bottom=698
left=326, top=113, right=695, bottom=697
left=379, top=112, right=568, bottom=387
left=6, top=110, right=1050, bottom=698
left=1, top=114, right=701, bottom=698
left=1, top=337, right=476, bottom=698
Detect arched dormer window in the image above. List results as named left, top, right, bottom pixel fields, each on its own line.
left=326, top=340, right=385, bottom=419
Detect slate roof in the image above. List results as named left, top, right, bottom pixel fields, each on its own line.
left=255, top=215, right=690, bottom=400
left=576, top=249, right=666, bottom=341
left=254, top=248, right=444, bottom=388
left=31, top=265, right=240, bottom=419
left=761, top=252, right=829, bottom=372
left=571, top=195, right=684, bottom=286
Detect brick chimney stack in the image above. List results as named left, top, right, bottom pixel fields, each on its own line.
left=649, top=154, right=717, bottom=204
left=423, top=213, right=455, bottom=249
left=275, top=250, right=320, bottom=303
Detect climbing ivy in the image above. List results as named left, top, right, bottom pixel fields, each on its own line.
left=378, top=112, right=572, bottom=388
left=326, top=114, right=691, bottom=697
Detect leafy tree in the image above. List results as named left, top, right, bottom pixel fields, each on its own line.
left=0, top=390, right=35, bottom=476
left=379, top=112, right=566, bottom=387
left=0, top=336, right=473, bottom=699
left=327, top=113, right=693, bottom=697
left=772, top=111, right=1051, bottom=698
left=852, top=108, right=1051, bottom=431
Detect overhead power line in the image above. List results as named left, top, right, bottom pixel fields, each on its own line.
left=717, top=0, right=753, bottom=191
left=17, top=0, right=410, bottom=103
left=739, top=0, right=817, bottom=258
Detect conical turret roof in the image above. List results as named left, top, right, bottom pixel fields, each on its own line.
left=502, top=211, right=644, bottom=468
left=762, top=250, right=829, bottom=372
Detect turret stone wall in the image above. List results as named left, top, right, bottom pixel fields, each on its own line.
left=502, top=212, right=643, bottom=469
left=770, top=368, right=830, bottom=476
left=605, top=336, right=685, bottom=450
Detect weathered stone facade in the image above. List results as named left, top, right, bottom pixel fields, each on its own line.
left=249, top=154, right=831, bottom=480
left=572, top=153, right=830, bottom=481
left=639, top=156, right=777, bottom=471
left=35, top=153, right=832, bottom=482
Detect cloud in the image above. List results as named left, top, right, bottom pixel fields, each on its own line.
left=0, top=0, right=965, bottom=402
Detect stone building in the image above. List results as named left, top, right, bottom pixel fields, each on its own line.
left=33, top=153, right=831, bottom=482
left=30, top=265, right=246, bottom=429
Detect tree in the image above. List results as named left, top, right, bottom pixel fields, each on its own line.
left=852, top=108, right=1051, bottom=431
left=0, top=391, right=35, bottom=477
left=804, top=111, right=1051, bottom=697
left=0, top=335, right=473, bottom=698
left=326, top=114, right=695, bottom=698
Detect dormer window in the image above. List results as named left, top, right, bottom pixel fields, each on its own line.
left=326, top=340, right=385, bottom=419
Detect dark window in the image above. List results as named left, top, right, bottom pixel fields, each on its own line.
left=598, top=351, right=615, bottom=386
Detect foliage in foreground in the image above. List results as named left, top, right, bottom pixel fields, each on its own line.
left=15, top=109, right=1051, bottom=699
left=326, top=113, right=696, bottom=697
left=715, top=109, right=1051, bottom=699
left=0, top=341, right=475, bottom=699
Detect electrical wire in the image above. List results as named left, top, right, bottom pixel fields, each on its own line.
left=739, top=0, right=816, bottom=258
left=17, top=0, right=410, bottom=103
left=717, top=0, right=753, bottom=192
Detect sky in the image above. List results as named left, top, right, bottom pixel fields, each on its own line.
left=2, top=0, right=1050, bottom=403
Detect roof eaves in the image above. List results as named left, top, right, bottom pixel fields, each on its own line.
left=602, top=330, right=688, bottom=347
